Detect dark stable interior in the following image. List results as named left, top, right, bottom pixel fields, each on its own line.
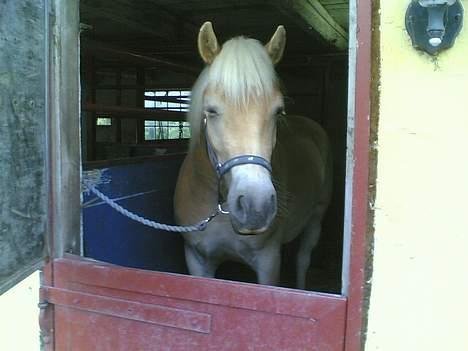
left=80, top=0, right=349, bottom=293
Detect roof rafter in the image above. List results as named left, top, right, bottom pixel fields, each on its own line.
left=274, top=0, right=348, bottom=50
left=80, top=1, right=180, bottom=41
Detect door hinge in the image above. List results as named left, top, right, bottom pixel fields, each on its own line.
left=39, top=287, right=54, bottom=348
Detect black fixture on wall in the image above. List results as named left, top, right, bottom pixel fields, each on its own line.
left=406, top=0, right=464, bottom=55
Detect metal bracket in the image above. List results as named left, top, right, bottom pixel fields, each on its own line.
left=39, top=287, right=54, bottom=347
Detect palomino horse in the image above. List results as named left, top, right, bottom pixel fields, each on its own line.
left=174, top=22, right=332, bottom=289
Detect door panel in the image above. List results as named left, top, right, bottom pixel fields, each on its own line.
left=0, top=0, right=48, bottom=294
left=46, top=256, right=346, bottom=350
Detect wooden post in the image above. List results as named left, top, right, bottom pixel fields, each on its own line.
left=48, top=0, right=82, bottom=257
left=136, top=67, right=145, bottom=143
left=83, top=55, right=97, bottom=161
left=115, top=68, right=122, bottom=143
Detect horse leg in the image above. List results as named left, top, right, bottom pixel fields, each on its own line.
left=253, top=246, right=281, bottom=286
left=296, top=217, right=322, bottom=290
left=184, top=243, right=217, bottom=278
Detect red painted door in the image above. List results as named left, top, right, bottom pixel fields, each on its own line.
left=42, top=256, right=346, bottom=350
left=38, top=0, right=372, bottom=347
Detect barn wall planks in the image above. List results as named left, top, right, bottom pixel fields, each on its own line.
left=0, top=0, right=47, bottom=294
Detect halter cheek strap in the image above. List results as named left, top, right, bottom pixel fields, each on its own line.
left=203, top=118, right=273, bottom=178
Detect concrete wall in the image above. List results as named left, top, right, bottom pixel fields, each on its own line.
left=365, top=1, right=468, bottom=350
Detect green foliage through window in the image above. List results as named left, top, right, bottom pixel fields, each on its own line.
left=144, top=90, right=190, bottom=111
left=96, top=117, right=112, bottom=126
left=144, top=120, right=191, bottom=140
left=144, top=89, right=191, bottom=140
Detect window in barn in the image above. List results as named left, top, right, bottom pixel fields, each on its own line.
left=144, top=120, right=191, bottom=140
left=144, top=90, right=191, bottom=111
left=96, top=117, right=112, bottom=126
left=143, top=89, right=191, bottom=141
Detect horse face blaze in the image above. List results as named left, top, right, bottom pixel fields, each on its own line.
left=227, top=164, right=277, bottom=234
left=203, top=86, right=283, bottom=234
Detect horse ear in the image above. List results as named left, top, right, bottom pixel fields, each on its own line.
left=265, top=25, right=286, bottom=65
left=198, top=21, right=220, bottom=64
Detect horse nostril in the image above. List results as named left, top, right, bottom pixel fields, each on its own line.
left=236, top=195, right=248, bottom=221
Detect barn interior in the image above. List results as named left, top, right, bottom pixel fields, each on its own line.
left=80, top=0, right=349, bottom=293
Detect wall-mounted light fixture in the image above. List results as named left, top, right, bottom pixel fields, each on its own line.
left=406, top=0, right=464, bottom=55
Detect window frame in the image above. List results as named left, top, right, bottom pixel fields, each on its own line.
left=141, top=88, right=191, bottom=143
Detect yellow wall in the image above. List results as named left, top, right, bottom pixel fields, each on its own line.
left=365, top=1, right=468, bottom=350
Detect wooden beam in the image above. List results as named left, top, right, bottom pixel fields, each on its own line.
left=115, top=68, right=123, bottom=143
left=81, top=39, right=199, bottom=75
left=80, top=0, right=198, bottom=42
left=143, top=95, right=190, bottom=104
left=275, top=0, right=348, bottom=50
left=83, top=54, right=97, bottom=161
left=136, top=68, right=145, bottom=143
left=80, top=2, right=175, bottom=40
left=85, top=104, right=187, bottom=122
left=94, top=41, right=194, bottom=56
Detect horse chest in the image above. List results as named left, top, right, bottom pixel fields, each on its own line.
left=187, top=218, right=270, bottom=264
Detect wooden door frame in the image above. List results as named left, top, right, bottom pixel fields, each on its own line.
left=41, top=1, right=81, bottom=348
left=342, top=0, right=373, bottom=350
left=47, top=0, right=82, bottom=259
left=43, top=0, right=374, bottom=350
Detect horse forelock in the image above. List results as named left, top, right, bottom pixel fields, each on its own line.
left=188, top=36, right=278, bottom=150
left=208, top=37, right=278, bottom=106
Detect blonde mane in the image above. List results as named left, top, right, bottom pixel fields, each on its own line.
left=188, top=36, right=278, bottom=149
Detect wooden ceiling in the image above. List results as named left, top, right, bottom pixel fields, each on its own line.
left=80, top=0, right=349, bottom=72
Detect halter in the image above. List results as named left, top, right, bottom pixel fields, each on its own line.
left=202, top=117, right=273, bottom=213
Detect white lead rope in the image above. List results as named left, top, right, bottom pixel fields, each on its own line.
left=82, top=180, right=220, bottom=232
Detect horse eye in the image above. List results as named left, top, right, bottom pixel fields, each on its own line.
left=205, top=106, right=219, bottom=118
left=275, top=107, right=286, bottom=118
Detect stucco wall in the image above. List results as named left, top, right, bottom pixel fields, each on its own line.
left=365, top=1, right=468, bottom=350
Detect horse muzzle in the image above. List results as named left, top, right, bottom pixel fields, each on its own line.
left=227, top=166, right=277, bottom=235
left=230, top=194, right=277, bottom=235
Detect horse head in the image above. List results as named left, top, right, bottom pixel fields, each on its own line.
left=196, top=22, right=286, bottom=235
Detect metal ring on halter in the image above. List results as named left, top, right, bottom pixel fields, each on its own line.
left=217, top=203, right=230, bottom=215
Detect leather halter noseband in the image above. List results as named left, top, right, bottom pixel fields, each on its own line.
left=202, top=117, right=273, bottom=213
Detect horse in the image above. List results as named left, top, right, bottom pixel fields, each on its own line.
left=174, top=22, right=332, bottom=289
